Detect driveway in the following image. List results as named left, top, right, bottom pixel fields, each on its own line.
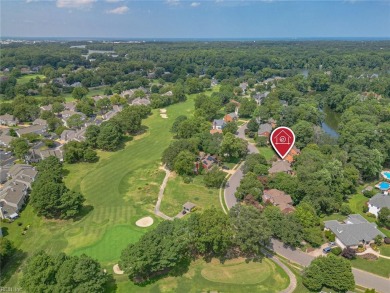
left=270, top=239, right=390, bottom=293
left=224, top=123, right=259, bottom=209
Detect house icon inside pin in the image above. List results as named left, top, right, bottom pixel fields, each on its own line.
left=274, top=130, right=292, bottom=145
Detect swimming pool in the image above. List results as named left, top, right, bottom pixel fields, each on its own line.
left=378, top=182, right=390, bottom=190
left=382, top=171, right=390, bottom=180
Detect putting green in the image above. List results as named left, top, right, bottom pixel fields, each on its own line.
left=201, top=258, right=273, bottom=285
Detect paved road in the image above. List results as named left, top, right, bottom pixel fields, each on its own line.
left=224, top=123, right=258, bottom=209
left=270, top=239, right=390, bottom=293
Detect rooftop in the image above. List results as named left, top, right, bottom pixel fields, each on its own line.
left=369, top=193, right=390, bottom=209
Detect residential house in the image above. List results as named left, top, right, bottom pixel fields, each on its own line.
left=25, top=148, right=63, bottom=163
left=16, top=124, right=47, bottom=137
left=284, top=146, right=301, bottom=163
left=0, top=114, right=19, bottom=126
left=198, top=152, right=218, bottom=171
left=60, top=111, right=86, bottom=128
left=268, top=118, right=277, bottom=128
left=32, top=119, right=48, bottom=126
left=262, top=189, right=295, bottom=214
left=324, top=214, right=385, bottom=249
left=121, top=89, right=134, bottom=98
left=258, top=123, right=273, bottom=137
left=268, top=160, right=292, bottom=174
left=253, top=91, right=270, bottom=105
left=0, top=180, right=29, bottom=219
left=92, top=95, right=105, bottom=103
left=210, top=119, right=226, bottom=134
left=368, top=193, right=390, bottom=217
left=0, top=135, right=13, bottom=148
left=131, top=98, right=151, bottom=106
left=211, top=78, right=218, bottom=87
left=60, top=128, right=86, bottom=143
left=224, top=112, right=238, bottom=123
left=239, top=82, right=248, bottom=94
left=102, top=105, right=122, bottom=121
left=64, top=102, right=77, bottom=112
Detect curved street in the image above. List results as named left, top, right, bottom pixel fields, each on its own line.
left=224, top=123, right=390, bottom=293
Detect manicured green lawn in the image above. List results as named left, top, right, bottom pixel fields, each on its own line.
left=161, top=174, right=220, bottom=217
left=380, top=244, right=390, bottom=257
left=258, top=146, right=276, bottom=161
left=351, top=257, right=390, bottom=278
left=17, top=74, right=46, bottom=84
left=348, top=192, right=368, bottom=214
left=114, top=258, right=289, bottom=293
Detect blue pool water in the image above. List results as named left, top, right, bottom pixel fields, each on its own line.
left=383, top=171, right=390, bottom=180
left=378, top=182, right=390, bottom=190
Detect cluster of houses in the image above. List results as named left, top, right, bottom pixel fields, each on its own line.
left=0, top=164, right=37, bottom=220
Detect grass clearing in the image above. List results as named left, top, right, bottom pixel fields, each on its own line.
left=258, top=146, right=275, bottom=161
left=161, top=174, right=220, bottom=217
left=114, top=257, right=289, bottom=293
left=17, top=74, right=46, bottom=84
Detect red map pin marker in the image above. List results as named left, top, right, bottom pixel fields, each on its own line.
left=270, top=126, right=296, bottom=160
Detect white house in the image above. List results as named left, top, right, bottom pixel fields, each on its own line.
left=368, top=193, right=390, bottom=217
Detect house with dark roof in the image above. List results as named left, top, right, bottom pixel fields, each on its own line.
left=368, top=193, right=390, bottom=217
left=268, top=161, right=292, bottom=174
left=16, top=124, right=47, bottom=137
left=324, top=214, right=385, bottom=249
left=258, top=123, right=273, bottom=137
left=25, top=148, right=63, bottom=163
left=253, top=91, right=270, bottom=105
left=262, top=189, right=295, bottom=214
left=0, top=114, right=19, bottom=126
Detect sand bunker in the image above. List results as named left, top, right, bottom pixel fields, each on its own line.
left=160, top=114, right=168, bottom=119
left=113, top=264, right=124, bottom=275
left=135, top=216, right=154, bottom=227
left=160, top=109, right=167, bottom=114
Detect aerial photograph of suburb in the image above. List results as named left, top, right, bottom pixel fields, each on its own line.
left=0, top=0, right=389, bottom=292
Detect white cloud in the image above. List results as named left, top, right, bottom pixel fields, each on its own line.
left=56, top=0, right=96, bottom=9
left=166, top=0, right=180, bottom=6
left=106, top=5, right=129, bottom=14
left=191, top=2, right=200, bottom=7
left=105, top=0, right=123, bottom=2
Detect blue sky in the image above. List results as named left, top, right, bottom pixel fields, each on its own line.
left=1, top=0, right=389, bottom=38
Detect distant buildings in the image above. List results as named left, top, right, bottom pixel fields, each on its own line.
left=0, top=114, right=19, bottom=126
left=16, top=124, right=47, bottom=137
left=0, top=164, right=38, bottom=220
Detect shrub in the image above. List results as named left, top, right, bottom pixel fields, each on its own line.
left=325, top=230, right=335, bottom=242
left=362, top=205, right=369, bottom=213
left=182, top=176, right=193, bottom=184
left=340, top=204, right=352, bottom=216
left=341, top=247, right=356, bottom=259
left=363, top=189, right=376, bottom=198
left=366, top=212, right=376, bottom=218
left=331, top=247, right=342, bottom=256
left=374, top=235, right=383, bottom=246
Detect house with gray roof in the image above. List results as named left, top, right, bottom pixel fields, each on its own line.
left=131, top=98, right=151, bottom=106
left=16, top=124, right=47, bottom=137
left=0, top=114, right=19, bottom=126
left=253, top=92, right=270, bottom=105
left=212, top=119, right=226, bottom=130
left=60, top=128, right=86, bottom=143
left=0, top=135, right=13, bottom=148
left=40, top=105, right=52, bottom=112
left=268, top=160, right=292, bottom=174
left=25, top=148, right=63, bottom=163
left=0, top=180, right=29, bottom=219
left=63, top=102, right=76, bottom=111
left=324, top=214, right=385, bottom=249
left=368, top=193, right=390, bottom=217
left=32, top=118, right=48, bottom=126
left=258, top=123, right=273, bottom=137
